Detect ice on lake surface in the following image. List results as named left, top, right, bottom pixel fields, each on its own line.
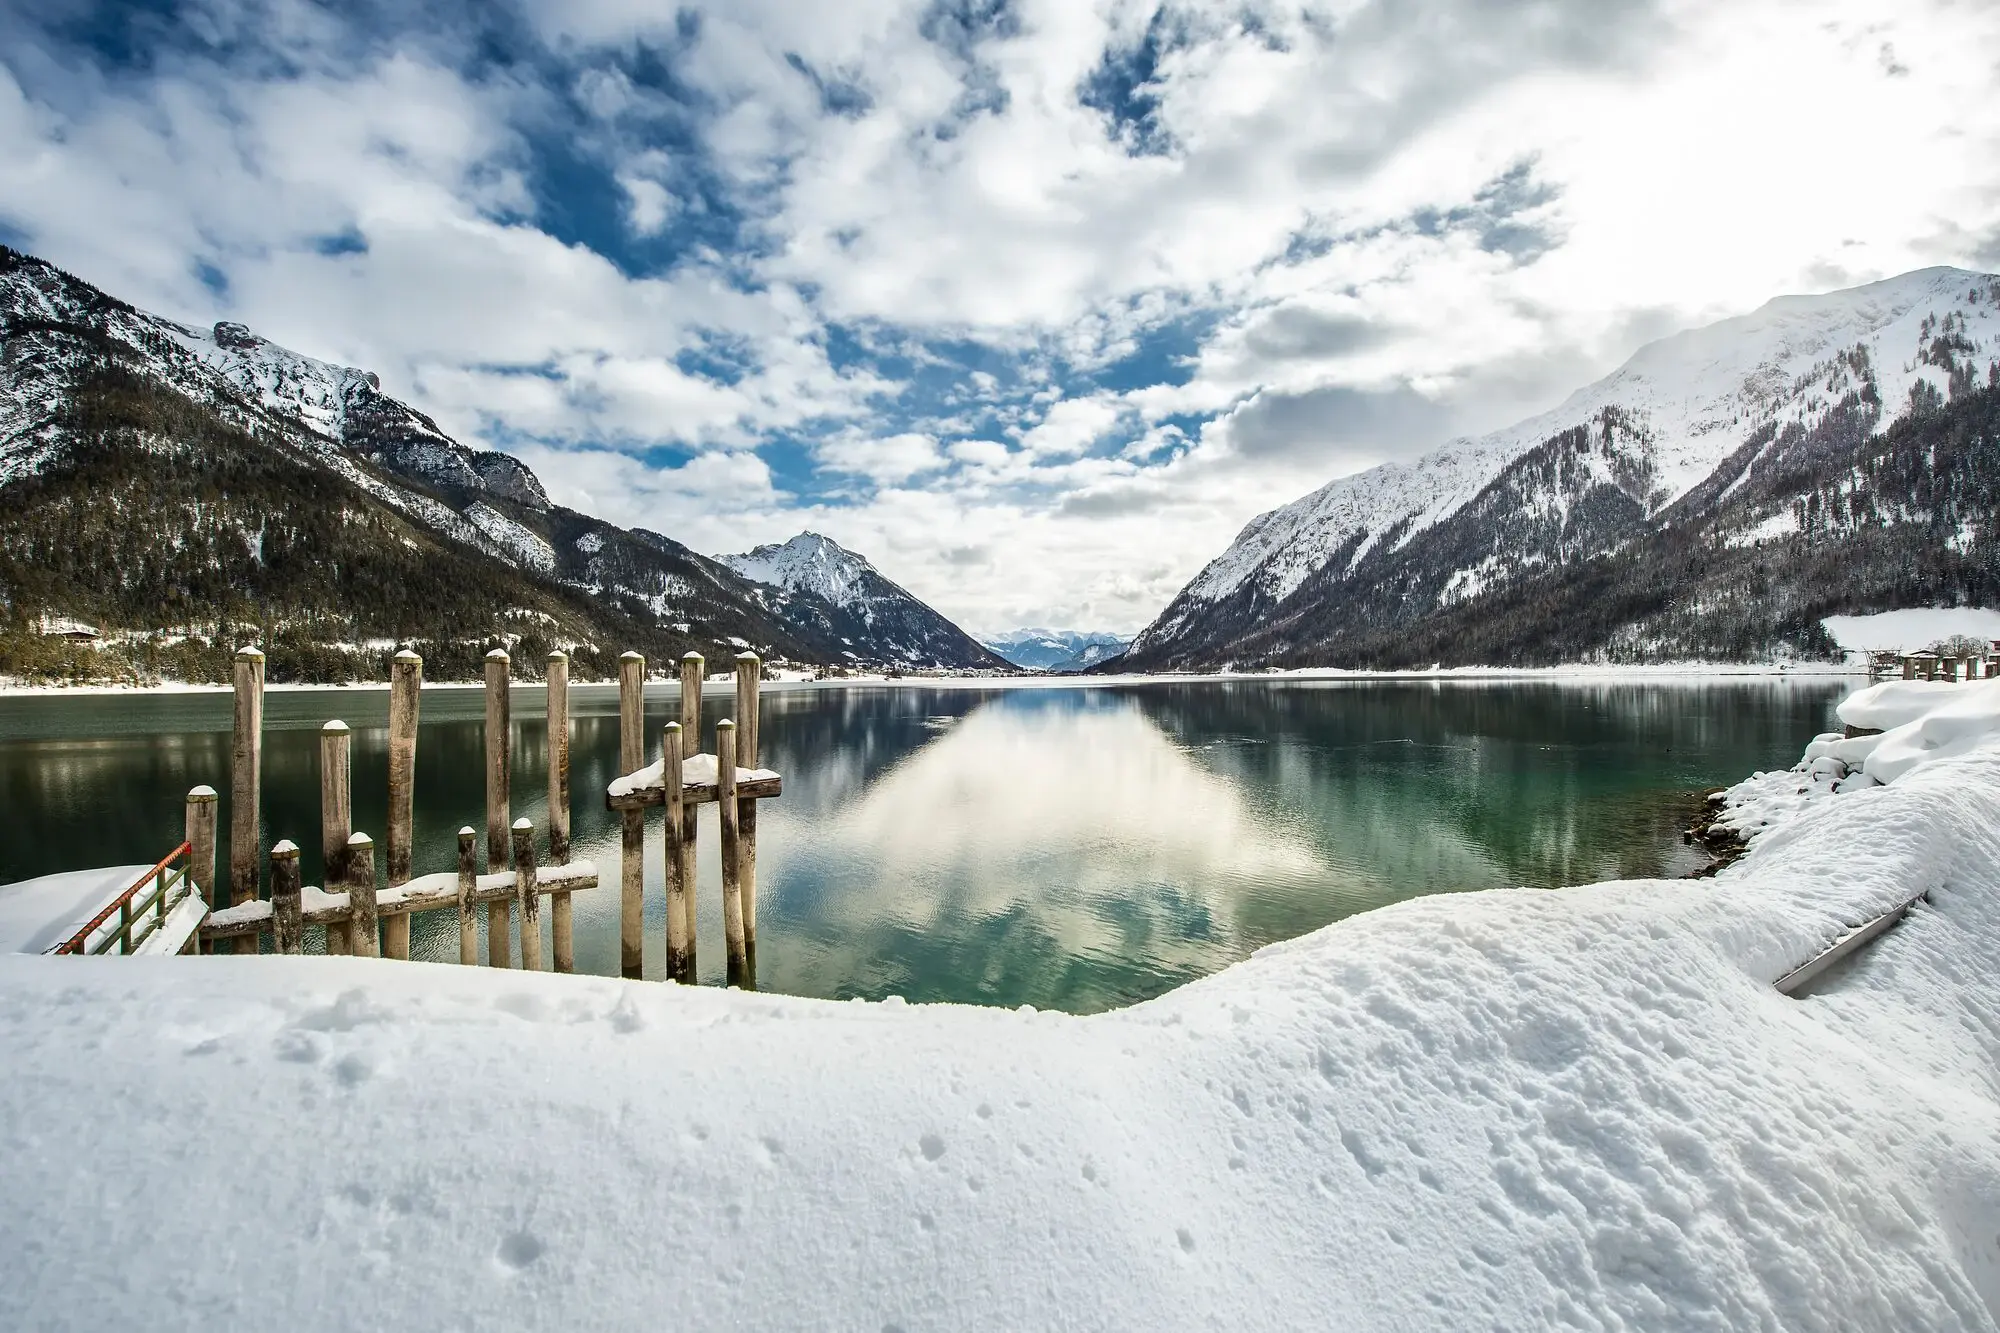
left=0, top=678, right=1844, bottom=1010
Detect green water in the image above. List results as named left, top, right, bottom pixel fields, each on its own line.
left=0, top=678, right=1846, bottom=1012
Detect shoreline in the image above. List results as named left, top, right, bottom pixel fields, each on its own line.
left=0, top=660, right=1866, bottom=698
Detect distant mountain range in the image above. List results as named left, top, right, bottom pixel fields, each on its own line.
left=982, top=629, right=1132, bottom=673
left=721, top=533, right=1008, bottom=671
left=0, top=246, right=997, bottom=681
left=1122, top=267, right=2000, bottom=670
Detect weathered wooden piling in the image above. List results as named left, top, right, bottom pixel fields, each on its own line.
left=485, top=648, right=513, bottom=967
left=619, top=650, right=646, bottom=980
left=185, top=786, right=218, bottom=908
left=271, top=841, right=303, bottom=954
left=347, top=832, right=379, bottom=959
left=734, top=652, right=761, bottom=952
left=383, top=650, right=422, bottom=962
left=717, top=719, right=749, bottom=987
left=679, top=651, right=703, bottom=971
left=456, top=827, right=478, bottom=965
left=229, top=646, right=265, bottom=952
left=319, top=721, right=353, bottom=954
left=513, top=818, right=542, bottom=971
left=547, top=651, right=575, bottom=972
left=662, top=721, right=691, bottom=982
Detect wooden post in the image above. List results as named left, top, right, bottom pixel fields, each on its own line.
left=548, top=651, right=575, bottom=973
left=485, top=648, right=513, bottom=967
left=679, top=651, right=703, bottom=974
left=382, top=652, right=420, bottom=963
left=1902, top=655, right=1914, bottom=680
left=319, top=721, right=353, bottom=954
left=347, top=833, right=379, bottom=959
left=512, top=818, right=542, bottom=971
left=185, top=786, right=218, bottom=907
left=662, top=722, right=691, bottom=982
left=456, top=827, right=478, bottom=966
left=734, top=652, right=761, bottom=954
left=619, top=650, right=646, bottom=980
left=271, top=841, right=303, bottom=955
left=229, top=646, right=265, bottom=952
left=717, top=720, right=749, bottom=988
left=547, top=652, right=571, bottom=860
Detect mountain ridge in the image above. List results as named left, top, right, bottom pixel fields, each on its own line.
left=1124, top=266, right=2000, bottom=670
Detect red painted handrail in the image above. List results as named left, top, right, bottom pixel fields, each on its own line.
left=52, top=841, right=193, bottom=956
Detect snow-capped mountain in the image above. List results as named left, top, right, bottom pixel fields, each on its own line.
left=0, top=246, right=970, bottom=678
left=721, top=533, right=1009, bottom=671
left=1125, top=267, right=2000, bottom=669
left=982, top=629, right=1132, bottom=672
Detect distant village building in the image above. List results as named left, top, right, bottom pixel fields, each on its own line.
left=34, top=614, right=101, bottom=642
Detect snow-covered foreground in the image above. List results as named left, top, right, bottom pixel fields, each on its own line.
left=8, top=717, right=2000, bottom=1328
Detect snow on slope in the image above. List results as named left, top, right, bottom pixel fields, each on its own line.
left=10, top=727, right=2000, bottom=1327
left=723, top=532, right=879, bottom=608
left=1145, top=267, right=2000, bottom=647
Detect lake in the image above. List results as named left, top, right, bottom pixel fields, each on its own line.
left=0, top=677, right=1847, bottom=1012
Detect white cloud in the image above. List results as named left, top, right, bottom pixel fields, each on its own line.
left=814, top=431, right=948, bottom=484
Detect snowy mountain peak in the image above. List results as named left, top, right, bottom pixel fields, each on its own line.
left=722, top=532, right=880, bottom=606
left=1133, top=265, right=2000, bottom=658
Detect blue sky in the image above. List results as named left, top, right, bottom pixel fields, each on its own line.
left=3, top=0, right=1999, bottom=632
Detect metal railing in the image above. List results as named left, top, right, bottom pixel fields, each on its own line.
left=49, top=842, right=195, bottom=956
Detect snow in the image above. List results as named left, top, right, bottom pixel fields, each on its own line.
left=465, top=502, right=558, bottom=575
left=607, top=754, right=779, bottom=797
left=1821, top=608, right=2000, bottom=654
left=1146, top=266, right=2000, bottom=642
left=722, top=531, right=879, bottom=606
left=0, top=865, right=155, bottom=954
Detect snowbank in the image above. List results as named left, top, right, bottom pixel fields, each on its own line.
left=8, top=731, right=2000, bottom=1328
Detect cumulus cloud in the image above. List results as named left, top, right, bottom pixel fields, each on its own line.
left=2, top=0, right=1999, bottom=634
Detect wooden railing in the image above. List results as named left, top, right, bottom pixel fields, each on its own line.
left=49, top=842, right=195, bottom=956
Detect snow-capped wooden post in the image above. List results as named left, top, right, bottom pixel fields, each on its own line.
left=546, top=650, right=575, bottom=973
left=347, top=832, right=379, bottom=959
left=270, top=841, right=303, bottom=955
left=662, top=721, right=692, bottom=982
left=717, top=719, right=750, bottom=987
left=318, top=721, right=353, bottom=954
left=734, top=652, right=762, bottom=953
left=513, top=818, right=542, bottom=971
left=679, top=651, right=704, bottom=968
left=185, top=786, right=218, bottom=908
left=484, top=648, right=513, bottom=968
left=229, top=646, right=265, bottom=951
left=456, top=827, right=478, bottom=965
left=1902, top=655, right=1914, bottom=680
left=383, top=650, right=422, bottom=962
left=618, top=651, right=646, bottom=979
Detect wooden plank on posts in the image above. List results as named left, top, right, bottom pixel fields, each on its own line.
left=734, top=651, right=761, bottom=952
left=485, top=648, right=513, bottom=967
left=319, top=722, right=352, bottom=955
left=662, top=722, right=690, bottom=982
left=456, top=827, right=478, bottom=965
left=619, top=650, right=645, bottom=980
left=717, top=720, right=748, bottom=988
left=347, top=833, right=379, bottom=959
left=513, top=818, right=542, bottom=971
left=271, top=841, right=303, bottom=954
left=230, top=646, right=265, bottom=953
left=679, top=650, right=703, bottom=974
